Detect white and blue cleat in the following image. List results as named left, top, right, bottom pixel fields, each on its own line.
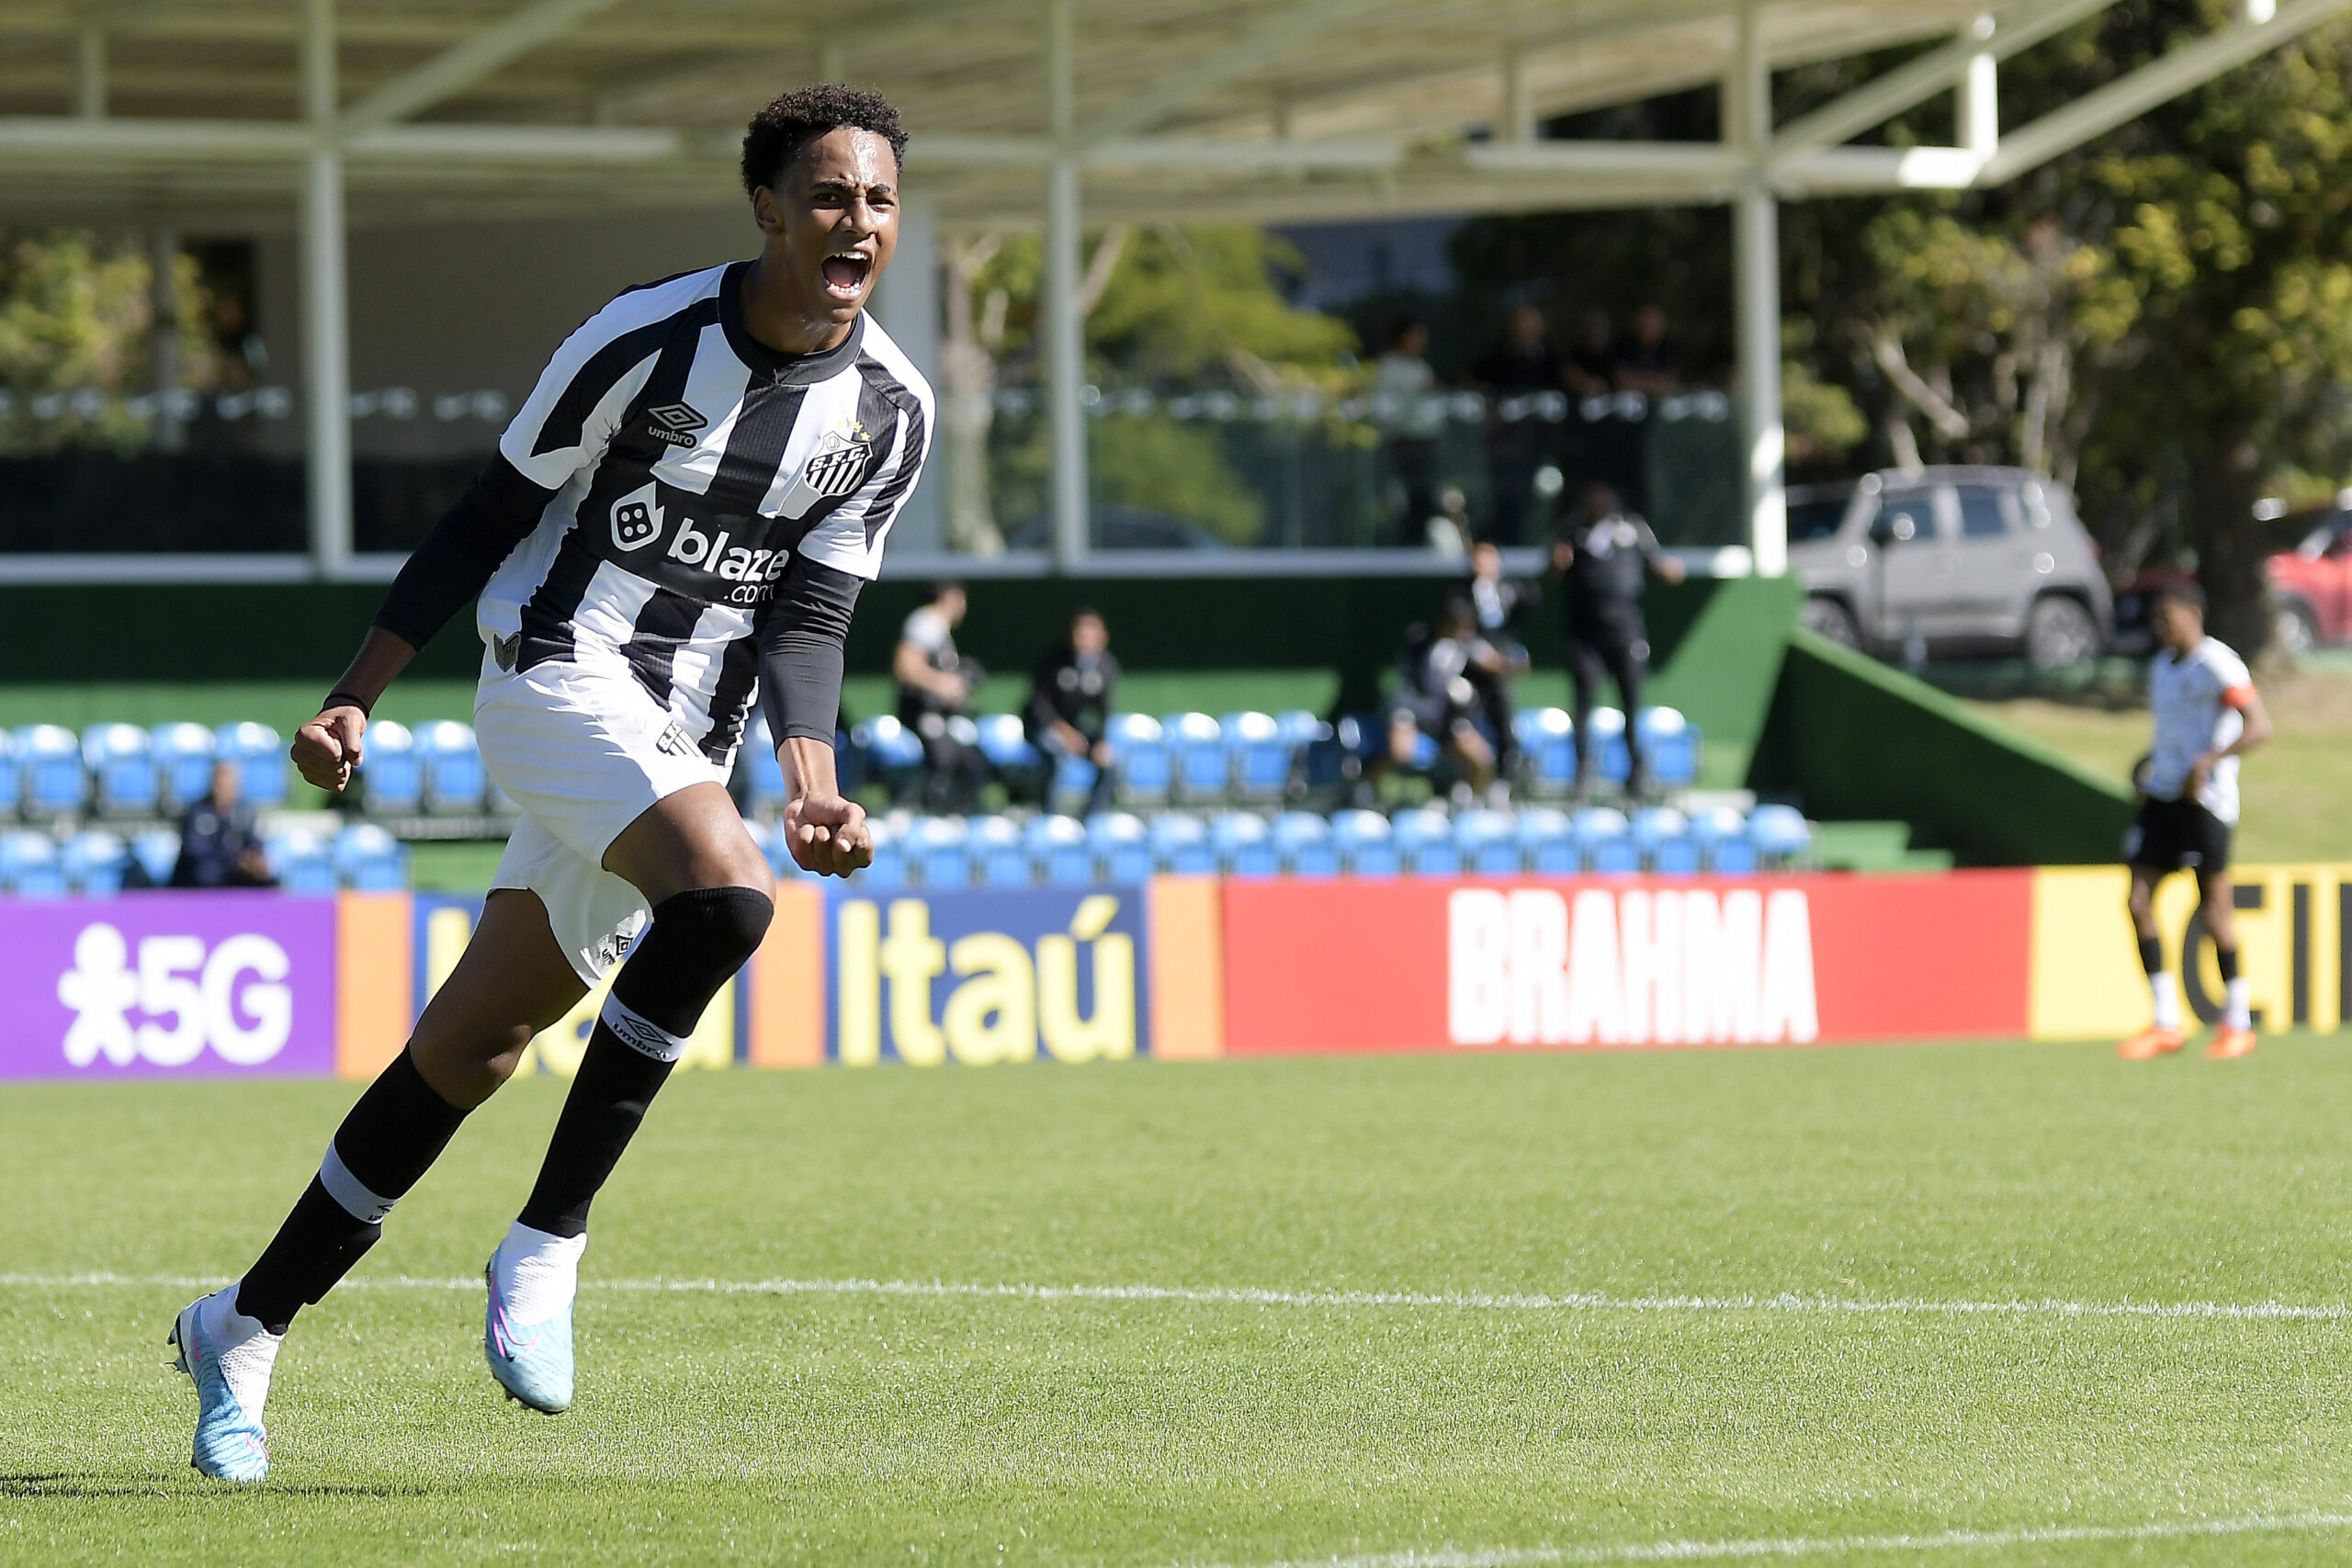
left=484, top=1250, right=574, bottom=1414
left=167, top=1289, right=277, bottom=1483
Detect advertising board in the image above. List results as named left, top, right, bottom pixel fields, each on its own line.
left=1, top=892, right=336, bottom=1078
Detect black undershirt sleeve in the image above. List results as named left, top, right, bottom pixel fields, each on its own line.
left=371, top=455, right=559, bottom=649
left=759, top=553, right=863, bottom=748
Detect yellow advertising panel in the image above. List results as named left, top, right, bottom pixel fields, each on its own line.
left=2030, top=863, right=2347, bottom=1040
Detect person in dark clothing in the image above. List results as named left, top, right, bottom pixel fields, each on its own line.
left=1396, top=596, right=1504, bottom=803
left=1463, top=540, right=1535, bottom=784
left=1563, top=309, right=1615, bottom=400
left=1469, top=302, right=1563, bottom=547
left=171, top=759, right=276, bottom=888
left=1551, top=480, right=1685, bottom=799
left=894, top=580, right=986, bottom=813
left=1023, top=608, right=1120, bottom=817
left=1611, top=303, right=1681, bottom=397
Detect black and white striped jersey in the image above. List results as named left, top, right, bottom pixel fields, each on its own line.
left=477, top=260, right=931, bottom=765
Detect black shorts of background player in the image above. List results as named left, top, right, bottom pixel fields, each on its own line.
left=1549, top=480, right=1685, bottom=799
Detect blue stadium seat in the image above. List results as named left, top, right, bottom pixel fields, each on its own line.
left=1165, top=713, right=1228, bottom=805
left=1687, top=807, right=1749, bottom=874
left=1513, top=708, right=1577, bottom=797
left=1047, top=753, right=1101, bottom=817
left=1637, top=706, right=1702, bottom=788
left=1025, top=814, right=1094, bottom=886
left=1575, top=807, right=1637, bottom=874
left=977, top=712, right=1048, bottom=802
left=1329, top=809, right=1396, bottom=876
left=334, top=823, right=411, bottom=891
left=1088, top=811, right=1155, bottom=884
left=1148, top=813, right=1216, bottom=876
left=149, top=721, right=215, bottom=814
left=1392, top=807, right=1459, bottom=876
left=15, top=726, right=86, bottom=820
left=1211, top=811, right=1278, bottom=878
left=266, top=829, right=337, bottom=897
left=1223, top=711, right=1293, bottom=805
left=1582, top=708, right=1632, bottom=784
left=906, top=816, right=971, bottom=888
left=1633, top=806, right=1700, bottom=874
left=358, top=719, right=423, bottom=817
left=213, top=722, right=288, bottom=809
left=1749, top=804, right=1813, bottom=867
left=1271, top=811, right=1337, bottom=876
left=130, top=828, right=180, bottom=886
left=1272, top=709, right=1329, bottom=746
left=82, top=723, right=158, bottom=819
left=854, top=819, right=910, bottom=888
left=1515, top=807, right=1579, bottom=874
left=412, top=720, right=484, bottom=815
left=851, top=716, right=928, bottom=800
left=62, top=829, right=128, bottom=896
left=1108, top=714, right=1170, bottom=807
left=969, top=815, right=1030, bottom=886
left=735, top=716, right=788, bottom=815
left=1453, top=808, right=1522, bottom=875
left=1, top=830, right=65, bottom=898
left=0, top=729, right=17, bottom=818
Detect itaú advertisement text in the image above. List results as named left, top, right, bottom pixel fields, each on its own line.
left=1219, top=874, right=2032, bottom=1055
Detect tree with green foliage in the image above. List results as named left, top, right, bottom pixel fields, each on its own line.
left=0, top=230, right=221, bottom=456
left=939, top=224, right=1355, bottom=548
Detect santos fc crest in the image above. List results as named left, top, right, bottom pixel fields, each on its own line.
left=798, top=422, right=877, bottom=500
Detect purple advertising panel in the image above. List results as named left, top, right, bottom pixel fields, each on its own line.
left=0, top=893, right=337, bottom=1079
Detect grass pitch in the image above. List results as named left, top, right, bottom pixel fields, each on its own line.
left=6, top=1040, right=2352, bottom=1566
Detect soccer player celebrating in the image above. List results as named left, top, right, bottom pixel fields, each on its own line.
left=2117, top=581, right=2272, bottom=1062
left=168, top=85, right=931, bottom=1482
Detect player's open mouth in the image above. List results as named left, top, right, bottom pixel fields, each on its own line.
left=820, top=253, right=872, bottom=299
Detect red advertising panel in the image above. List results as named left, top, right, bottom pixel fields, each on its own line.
left=1222, top=873, right=2031, bottom=1056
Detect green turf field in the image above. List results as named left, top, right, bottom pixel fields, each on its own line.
left=6, top=1041, right=2352, bottom=1565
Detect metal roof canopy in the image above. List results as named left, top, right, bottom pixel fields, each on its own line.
left=0, top=0, right=2341, bottom=581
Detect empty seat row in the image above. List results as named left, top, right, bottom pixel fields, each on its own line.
left=0, top=723, right=289, bottom=822
left=747, top=804, right=1814, bottom=889
left=0, top=822, right=411, bottom=897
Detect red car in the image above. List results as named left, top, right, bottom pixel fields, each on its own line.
left=2112, top=505, right=2351, bottom=656
left=2267, top=505, right=2352, bottom=653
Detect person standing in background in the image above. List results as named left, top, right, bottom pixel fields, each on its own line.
left=1470, top=303, right=1563, bottom=547
left=1552, top=480, right=1683, bottom=800
left=895, top=580, right=985, bottom=813
left=1464, top=540, right=1536, bottom=791
left=1023, top=608, right=1120, bottom=817
left=1370, top=318, right=1445, bottom=546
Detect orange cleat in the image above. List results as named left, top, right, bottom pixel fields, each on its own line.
left=2208, top=1026, right=2258, bottom=1060
left=2117, top=1025, right=2187, bottom=1060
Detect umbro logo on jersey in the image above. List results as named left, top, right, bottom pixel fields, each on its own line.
left=643, top=401, right=707, bottom=448
left=799, top=423, right=876, bottom=498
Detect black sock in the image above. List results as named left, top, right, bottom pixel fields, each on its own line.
left=2216, top=945, right=2239, bottom=984
left=517, top=887, right=772, bottom=1239
left=236, top=1048, right=469, bottom=1332
left=2138, top=935, right=2164, bottom=976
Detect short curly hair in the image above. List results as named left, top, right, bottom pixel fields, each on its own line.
left=740, top=84, right=908, bottom=197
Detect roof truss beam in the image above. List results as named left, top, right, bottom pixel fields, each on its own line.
left=337, top=0, right=629, bottom=135
left=1078, top=0, right=1401, bottom=143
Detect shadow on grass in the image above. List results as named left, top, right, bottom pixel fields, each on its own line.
left=0, top=1471, right=429, bottom=1500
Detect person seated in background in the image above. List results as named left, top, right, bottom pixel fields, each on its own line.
left=1464, top=540, right=1537, bottom=787
left=1396, top=596, right=1504, bottom=806
left=1023, top=608, right=1120, bottom=817
left=170, top=758, right=275, bottom=888
left=894, top=580, right=986, bottom=814
left=1611, top=303, right=1681, bottom=398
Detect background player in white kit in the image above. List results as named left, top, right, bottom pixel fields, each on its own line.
left=164, top=85, right=929, bottom=1482
left=2118, top=581, right=2272, bottom=1061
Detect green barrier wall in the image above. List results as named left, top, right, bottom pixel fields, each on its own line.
left=1748, top=629, right=2136, bottom=867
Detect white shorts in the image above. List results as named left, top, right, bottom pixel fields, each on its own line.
left=475, top=652, right=729, bottom=985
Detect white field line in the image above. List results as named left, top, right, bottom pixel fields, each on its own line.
left=1184, top=1509, right=2352, bottom=1566
left=2, top=1271, right=2350, bottom=1324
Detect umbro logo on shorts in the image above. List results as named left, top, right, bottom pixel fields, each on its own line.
left=643, top=401, right=707, bottom=449
left=799, top=424, right=875, bottom=499
left=493, top=633, right=520, bottom=671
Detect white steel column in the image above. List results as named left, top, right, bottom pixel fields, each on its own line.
left=876, top=190, right=945, bottom=553
left=1042, top=0, right=1090, bottom=569
left=1729, top=1, right=1786, bottom=577
left=75, top=27, right=106, bottom=118
left=300, top=0, right=354, bottom=577
left=1958, top=13, right=1998, bottom=159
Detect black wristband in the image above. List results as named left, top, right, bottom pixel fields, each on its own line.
left=323, top=690, right=373, bottom=717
